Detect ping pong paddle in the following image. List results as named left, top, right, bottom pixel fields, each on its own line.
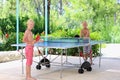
left=36, top=35, right=40, bottom=41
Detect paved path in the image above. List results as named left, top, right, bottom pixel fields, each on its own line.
left=0, top=44, right=120, bottom=80
left=0, top=56, right=120, bottom=80
left=102, top=44, right=120, bottom=58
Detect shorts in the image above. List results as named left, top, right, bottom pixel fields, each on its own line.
left=83, top=38, right=91, bottom=54
left=83, top=45, right=91, bottom=54
left=25, top=45, right=34, bottom=66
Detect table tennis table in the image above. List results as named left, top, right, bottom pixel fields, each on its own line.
left=11, top=37, right=103, bottom=78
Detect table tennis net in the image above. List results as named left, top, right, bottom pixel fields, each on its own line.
left=40, top=37, right=90, bottom=43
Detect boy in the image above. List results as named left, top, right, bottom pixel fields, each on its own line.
left=23, top=19, right=43, bottom=80
left=80, top=21, right=93, bottom=65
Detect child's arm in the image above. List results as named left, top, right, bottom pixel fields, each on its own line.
left=80, top=29, right=83, bottom=38
left=85, top=30, right=90, bottom=37
left=22, top=31, right=28, bottom=43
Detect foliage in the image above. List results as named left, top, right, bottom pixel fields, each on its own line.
left=65, top=28, right=80, bottom=37
left=0, top=0, right=120, bottom=51
left=110, top=26, right=120, bottom=43
left=0, top=32, right=24, bottom=51
left=0, top=33, right=16, bottom=51
left=33, top=17, right=45, bottom=34
left=0, top=14, right=16, bottom=34
left=49, top=30, right=67, bottom=37
left=50, top=0, right=120, bottom=43
left=90, top=31, right=102, bottom=40
left=90, top=32, right=101, bottom=57
left=49, top=28, right=80, bottom=38
left=19, top=16, right=29, bottom=32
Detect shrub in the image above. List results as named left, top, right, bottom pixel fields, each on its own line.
left=0, top=32, right=24, bottom=51
left=90, top=31, right=102, bottom=56
left=2, top=33, right=16, bottom=51
left=49, top=30, right=67, bottom=37
left=90, top=31, right=102, bottom=40
left=66, top=28, right=80, bottom=37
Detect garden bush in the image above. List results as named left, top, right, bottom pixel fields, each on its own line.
left=0, top=32, right=24, bottom=51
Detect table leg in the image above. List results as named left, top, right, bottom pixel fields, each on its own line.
left=21, top=47, right=24, bottom=74
left=60, top=49, right=63, bottom=78
left=99, top=43, right=102, bottom=68
left=78, top=47, right=82, bottom=65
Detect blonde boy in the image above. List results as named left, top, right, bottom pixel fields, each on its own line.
left=80, top=21, right=92, bottom=65
left=23, top=19, right=43, bottom=80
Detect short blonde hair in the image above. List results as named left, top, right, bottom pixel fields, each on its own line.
left=27, top=19, right=34, bottom=25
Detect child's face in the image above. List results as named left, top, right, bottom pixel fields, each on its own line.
left=27, top=21, right=34, bottom=30
left=82, top=22, right=87, bottom=29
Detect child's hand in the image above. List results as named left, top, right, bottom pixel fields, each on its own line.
left=36, top=35, right=40, bottom=42
left=32, top=40, right=36, bottom=45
